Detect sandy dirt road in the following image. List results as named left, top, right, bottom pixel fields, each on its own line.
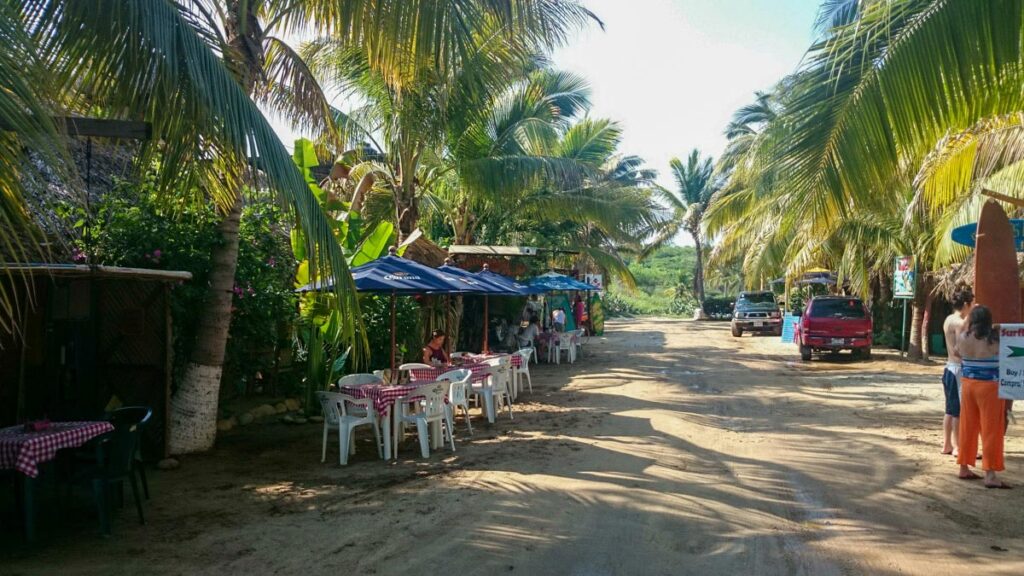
left=4, top=318, right=1024, bottom=575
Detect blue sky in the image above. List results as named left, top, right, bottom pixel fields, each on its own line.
left=551, top=0, right=822, bottom=191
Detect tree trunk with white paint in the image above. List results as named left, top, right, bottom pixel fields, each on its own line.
left=169, top=196, right=243, bottom=454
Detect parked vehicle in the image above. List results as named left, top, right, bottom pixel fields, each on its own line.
left=795, top=296, right=872, bottom=361
left=730, top=291, right=782, bottom=337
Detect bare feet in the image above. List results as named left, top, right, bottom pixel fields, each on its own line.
left=985, top=481, right=1012, bottom=489
left=959, top=465, right=982, bottom=480
left=983, top=471, right=1010, bottom=489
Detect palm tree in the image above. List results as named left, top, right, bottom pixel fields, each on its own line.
left=302, top=8, right=599, bottom=241
left=9, top=0, right=599, bottom=452
left=646, top=150, right=718, bottom=304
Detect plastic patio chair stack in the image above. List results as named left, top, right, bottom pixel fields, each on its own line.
left=472, top=359, right=513, bottom=423
left=513, top=349, right=534, bottom=394
left=438, top=369, right=473, bottom=435
left=394, top=381, right=455, bottom=458
left=316, top=391, right=383, bottom=466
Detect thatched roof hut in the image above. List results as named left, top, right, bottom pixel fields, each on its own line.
left=399, top=229, right=448, bottom=267
left=933, top=254, right=1024, bottom=299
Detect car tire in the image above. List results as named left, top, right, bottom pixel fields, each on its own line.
left=800, top=344, right=812, bottom=362
left=731, top=326, right=742, bottom=337
left=855, top=347, right=872, bottom=360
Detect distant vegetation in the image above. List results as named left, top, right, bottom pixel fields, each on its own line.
left=605, top=246, right=699, bottom=317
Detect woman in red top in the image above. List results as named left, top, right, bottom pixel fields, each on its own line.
left=422, top=330, right=449, bottom=365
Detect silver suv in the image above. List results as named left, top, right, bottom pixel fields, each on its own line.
left=731, top=291, right=782, bottom=337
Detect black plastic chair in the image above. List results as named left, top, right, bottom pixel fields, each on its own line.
left=107, top=407, right=152, bottom=500
left=73, top=423, right=144, bottom=535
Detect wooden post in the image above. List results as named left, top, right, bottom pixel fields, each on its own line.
left=390, top=292, right=397, bottom=375
left=483, top=296, right=490, bottom=353
left=164, top=283, right=173, bottom=458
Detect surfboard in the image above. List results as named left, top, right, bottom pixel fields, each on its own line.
left=974, top=200, right=1021, bottom=324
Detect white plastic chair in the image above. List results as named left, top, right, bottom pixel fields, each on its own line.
left=472, top=360, right=513, bottom=424
left=394, top=381, right=455, bottom=458
left=557, top=332, right=576, bottom=364
left=574, top=329, right=586, bottom=354
left=398, top=362, right=432, bottom=385
left=316, top=391, right=382, bottom=465
left=547, top=335, right=559, bottom=364
left=513, top=349, right=534, bottom=394
left=438, top=369, right=473, bottom=435
left=337, top=373, right=384, bottom=388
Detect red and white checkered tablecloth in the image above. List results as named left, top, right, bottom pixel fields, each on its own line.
left=0, top=421, right=113, bottom=478
left=466, top=353, right=523, bottom=368
left=409, top=362, right=493, bottom=384
left=338, top=384, right=423, bottom=417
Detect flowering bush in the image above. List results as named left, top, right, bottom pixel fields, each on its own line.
left=67, top=175, right=297, bottom=396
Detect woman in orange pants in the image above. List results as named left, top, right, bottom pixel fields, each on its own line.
left=957, top=306, right=1010, bottom=489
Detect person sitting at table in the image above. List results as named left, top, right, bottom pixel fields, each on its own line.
left=552, top=307, right=566, bottom=332
left=518, top=315, right=540, bottom=348
left=422, top=329, right=449, bottom=366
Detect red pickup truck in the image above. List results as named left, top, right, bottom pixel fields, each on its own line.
left=796, top=296, right=873, bottom=361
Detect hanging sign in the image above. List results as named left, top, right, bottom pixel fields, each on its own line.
left=893, top=256, right=915, bottom=299
left=584, top=273, right=604, bottom=291
left=999, top=324, right=1024, bottom=400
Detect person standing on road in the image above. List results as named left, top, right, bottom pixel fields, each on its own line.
left=552, top=307, right=566, bottom=332
left=956, top=305, right=1011, bottom=489
left=941, top=287, right=973, bottom=455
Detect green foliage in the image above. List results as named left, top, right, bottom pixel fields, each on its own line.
left=358, top=295, right=423, bottom=369
left=68, top=174, right=297, bottom=395
left=605, top=246, right=700, bottom=317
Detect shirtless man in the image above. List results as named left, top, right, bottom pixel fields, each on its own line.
left=941, top=287, right=973, bottom=455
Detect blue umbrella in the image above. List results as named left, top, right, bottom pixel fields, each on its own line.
left=299, top=251, right=470, bottom=373
left=295, top=256, right=467, bottom=294
left=439, top=264, right=516, bottom=295
left=477, top=267, right=545, bottom=295
left=439, top=263, right=519, bottom=353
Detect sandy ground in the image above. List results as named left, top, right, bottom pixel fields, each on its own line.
left=3, top=318, right=1024, bottom=575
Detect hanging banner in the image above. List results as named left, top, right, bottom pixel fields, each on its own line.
left=893, top=256, right=915, bottom=299
left=999, top=324, right=1024, bottom=400
left=584, top=273, right=604, bottom=291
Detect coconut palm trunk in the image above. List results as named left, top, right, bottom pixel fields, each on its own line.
left=169, top=195, right=243, bottom=453
left=169, top=6, right=258, bottom=453
left=692, top=232, right=706, bottom=304
left=907, top=274, right=931, bottom=361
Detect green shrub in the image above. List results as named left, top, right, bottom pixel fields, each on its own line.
left=69, top=175, right=297, bottom=397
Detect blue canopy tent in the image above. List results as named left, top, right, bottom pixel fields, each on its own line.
left=478, top=267, right=545, bottom=295
left=525, top=272, right=600, bottom=332
left=298, top=250, right=470, bottom=373
left=527, top=272, right=599, bottom=292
